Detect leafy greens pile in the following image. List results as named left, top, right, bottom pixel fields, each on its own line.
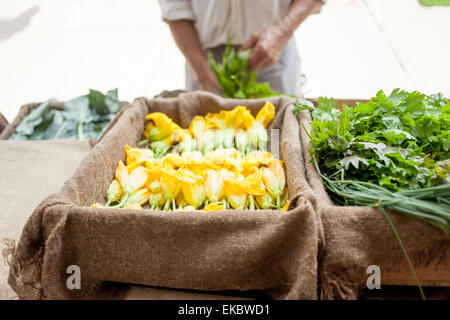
left=208, top=43, right=280, bottom=99
left=295, top=89, right=450, bottom=232
left=295, top=89, right=449, bottom=299
left=10, top=89, right=120, bottom=140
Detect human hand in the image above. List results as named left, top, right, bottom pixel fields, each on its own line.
left=241, top=24, right=290, bottom=71
left=197, top=68, right=222, bottom=95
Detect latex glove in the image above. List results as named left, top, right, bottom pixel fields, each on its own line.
left=241, top=24, right=290, bottom=71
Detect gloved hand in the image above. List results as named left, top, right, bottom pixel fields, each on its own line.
left=241, top=24, right=290, bottom=71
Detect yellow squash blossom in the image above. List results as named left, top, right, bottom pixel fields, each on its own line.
left=201, top=129, right=216, bottom=155
left=122, top=188, right=150, bottom=207
left=148, top=181, right=166, bottom=209
left=114, top=162, right=149, bottom=208
left=188, top=116, right=206, bottom=152
left=205, top=111, right=228, bottom=149
left=224, top=172, right=247, bottom=210
left=204, top=202, right=226, bottom=212
left=204, top=169, right=225, bottom=203
left=176, top=129, right=196, bottom=153
left=256, top=101, right=275, bottom=128
left=256, top=193, right=275, bottom=210
left=145, top=112, right=181, bottom=142
left=235, top=129, right=250, bottom=156
left=244, top=169, right=266, bottom=197
left=223, top=106, right=251, bottom=148
left=125, top=145, right=154, bottom=166
left=262, top=159, right=285, bottom=209
left=105, top=179, right=123, bottom=207
left=160, top=169, right=181, bottom=211
left=176, top=169, right=206, bottom=209
left=123, top=203, right=144, bottom=210
left=247, top=101, right=275, bottom=150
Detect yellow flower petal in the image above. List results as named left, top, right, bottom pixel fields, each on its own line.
left=281, top=200, right=290, bottom=211
left=145, top=112, right=181, bottom=141
left=204, top=169, right=224, bottom=202
left=123, top=188, right=150, bottom=207
left=106, top=179, right=123, bottom=205
left=204, top=202, right=226, bottom=212
left=256, top=101, right=275, bottom=128
left=123, top=203, right=144, bottom=210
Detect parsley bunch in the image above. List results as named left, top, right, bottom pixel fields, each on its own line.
left=296, top=89, right=449, bottom=192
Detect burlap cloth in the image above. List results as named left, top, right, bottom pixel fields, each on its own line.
left=0, top=101, right=130, bottom=147
left=298, top=110, right=450, bottom=300
left=0, top=112, right=8, bottom=135
left=0, top=140, right=91, bottom=300
left=6, top=91, right=321, bottom=300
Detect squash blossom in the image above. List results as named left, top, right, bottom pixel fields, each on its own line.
left=189, top=116, right=206, bottom=152
left=123, top=203, right=144, bottom=210
left=248, top=101, right=275, bottom=150
left=224, top=173, right=247, bottom=209
left=256, top=193, right=275, bottom=210
left=201, top=129, right=216, bottom=155
left=204, top=202, right=225, bottom=212
left=178, top=129, right=196, bottom=153
left=115, top=162, right=149, bottom=208
left=125, top=145, right=154, bottom=167
left=145, top=112, right=181, bottom=142
left=223, top=106, right=250, bottom=148
left=262, top=159, right=285, bottom=209
left=206, top=111, right=227, bottom=149
left=122, top=188, right=150, bottom=207
left=105, top=179, right=123, bottom=207
left=235, top=129, right=250, bottom=156
left=160, top=170, right=181, bottom=211
left=204, top=169, right=225, bottom=203
left=176, top=169, right=206, bottom=209
left=244, top=169, right=266, bottom=197
left=149, top=181, right=165, bottom=209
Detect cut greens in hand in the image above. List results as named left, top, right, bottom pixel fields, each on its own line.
left=9, top=89, right=120, bottom=141
left=208, top=41, right=281, bottom=99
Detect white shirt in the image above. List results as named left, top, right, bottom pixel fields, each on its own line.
left=159, top=0, right=297, bottom=49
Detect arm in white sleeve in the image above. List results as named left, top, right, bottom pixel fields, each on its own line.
left=159, top=0, right=195, bottom=21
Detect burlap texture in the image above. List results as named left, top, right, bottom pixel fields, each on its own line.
left=298, top=110, right=450, bottom=300
left=0, top=101, right=130, bottom=147
left=0, top=112, right=8, bottom=135
left=0, top=140, right=91, bottom=300
left=7, top=91, right=320, bottom=300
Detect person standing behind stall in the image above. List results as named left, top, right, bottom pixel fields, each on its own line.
left=159, top=0, right=324, bottom=96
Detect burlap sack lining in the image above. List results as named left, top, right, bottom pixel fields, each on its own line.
left=298, top=110, right=450, bottom=300
left=0, top=112, right=8, bottom=135
left=0, top=101, right=130, bottom=147
left=6, top=92, right=320, bottom=300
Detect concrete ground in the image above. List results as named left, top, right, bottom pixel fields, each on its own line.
left=0, top=0, right=449, bottom=300
left=0, top=0, right=449, bottom=121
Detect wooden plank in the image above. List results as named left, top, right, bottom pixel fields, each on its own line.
left=382, top=262, right=450, bottom=287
